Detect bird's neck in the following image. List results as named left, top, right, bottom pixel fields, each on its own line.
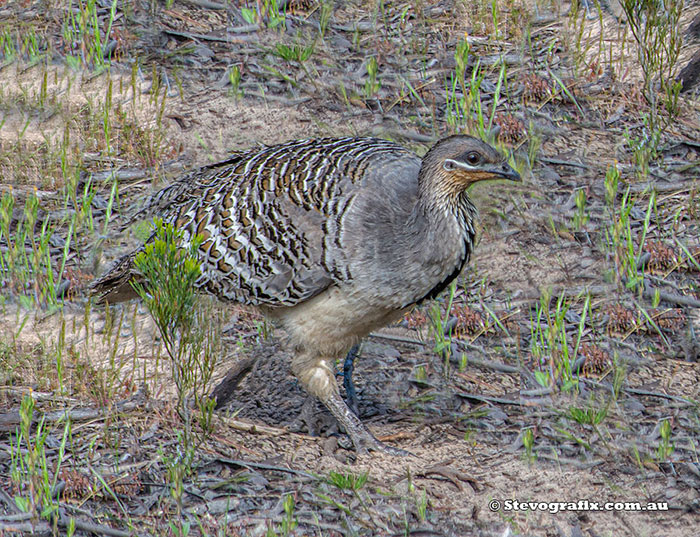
left=416, top=164, right=477, bottom=235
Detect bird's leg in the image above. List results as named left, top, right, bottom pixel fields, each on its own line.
left=292, top=351, right=409, bottom=455
left=342, top=344, right=360, bottom=416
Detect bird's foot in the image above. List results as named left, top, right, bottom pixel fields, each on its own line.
left=324, top=390, right=412, bottom=456
left=347, top=431, right=413, bottom=457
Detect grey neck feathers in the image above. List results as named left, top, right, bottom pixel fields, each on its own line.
left=415, top=156, right=478, bottom=237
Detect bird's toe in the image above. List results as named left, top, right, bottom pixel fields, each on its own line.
left=347, top=428, right=414, bottom=457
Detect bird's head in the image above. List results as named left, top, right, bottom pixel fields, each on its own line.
left=419, top=135, right=520, bottom=204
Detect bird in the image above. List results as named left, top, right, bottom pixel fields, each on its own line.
left=90, top=135, right=520, bottom=454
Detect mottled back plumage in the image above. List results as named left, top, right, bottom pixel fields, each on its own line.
left=93, top=137, right=420, bottom=306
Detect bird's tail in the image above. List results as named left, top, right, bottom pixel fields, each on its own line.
left=89, top=249, right=144, bottom=304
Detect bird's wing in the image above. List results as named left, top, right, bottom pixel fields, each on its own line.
left=93, top=137, right=418, bottom=307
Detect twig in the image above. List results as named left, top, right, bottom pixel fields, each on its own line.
left=625, top=179, right=700, bottom=194
left=0, top=513, right=32, bottom=522
left=214, top=414, right=289, bottom=436
left=521, top=387, right=554, bottom=397
left=62, top=515, right=135, bottom=537
left=540, top=157, right=590, bottom=169
left=458, top=355, right=521, bottom=374
left=456, top=391, right=542, bottom=406
left=642, top=280, right=700, bottom=308
left=181, top=0, right=228, bottom=9
left=216, top=458, right=316, bottom=479
left=0, top=520, right=49, bottom=534
left=0, top=400, right=145, bottom=431
left=624, top=387, right=693, bottom=405
left=161, top=28, right=259, bottom=43
left=330, top=21, right=375, bottom=32
left=227, top=24, right=263, bottom=34
left=417, top=465, right=464, bottom=491
left=0, top=510, right=138, bottom=537
left=90, top=168, right=150, bottom=184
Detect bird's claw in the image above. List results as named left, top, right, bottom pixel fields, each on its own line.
left=367, top=441, right=414, bottom=457
left=348, top=429, right=414, bottom=457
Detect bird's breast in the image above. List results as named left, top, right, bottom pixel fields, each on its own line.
left=265, top=286, right=410, bottom=356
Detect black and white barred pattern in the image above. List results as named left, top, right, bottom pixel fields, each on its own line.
left=139, top=137, right=414, bottom=306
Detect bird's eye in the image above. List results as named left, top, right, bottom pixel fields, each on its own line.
left=465, top=151, right=481, bottom=166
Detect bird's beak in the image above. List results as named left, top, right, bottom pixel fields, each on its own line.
left=488, top=162, right=521, bottom=182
